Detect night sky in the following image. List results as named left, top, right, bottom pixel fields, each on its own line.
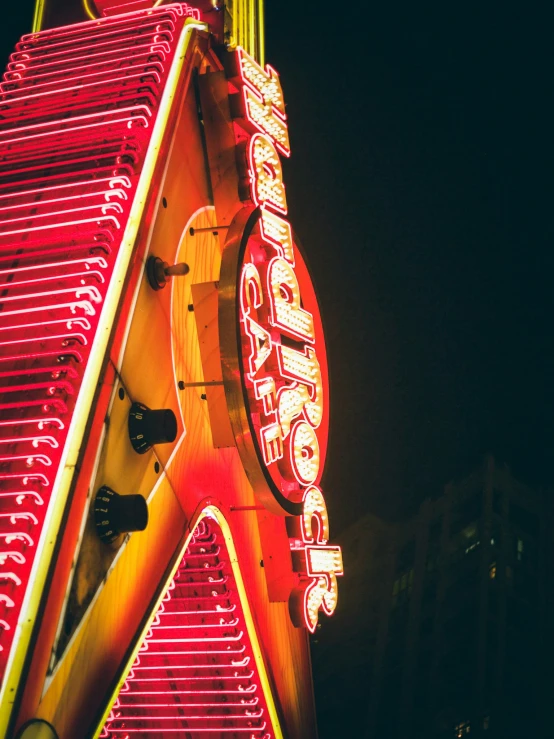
left=1, top=3, right=552, bottom=533
left=264, top=4, right=554, bottom=530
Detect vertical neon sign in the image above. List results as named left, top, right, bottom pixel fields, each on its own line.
left=220, top=48, right=343, bottom=632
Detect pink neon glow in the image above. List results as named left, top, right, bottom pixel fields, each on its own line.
left=0, top=554, right=26, bottom=566
left=0, top=5, right=189, bottom=681
left=230, top=47, right=342, bottom=631
left=0, top=418, right=64, bottom=430
left=0, top=513, right=39, bottom=526
left=101, top=519, right=276, bottom=739
left=0, top=534, right=34, bottom=547
left=0, top=492, right=44, bottom=506
left=287, top=487, right=343, bottom=633
left=0, top=436, right=59, bottom=449
left=0, top=367, right=79, bottom=384
left=0, top=474, right=49, bottom=487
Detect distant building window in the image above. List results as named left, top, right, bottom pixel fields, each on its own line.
left=489, top=562, right=497, bottom=579
left=516, top=537, right=524, bottom=561
left=455, top=720, right=471, bottom=737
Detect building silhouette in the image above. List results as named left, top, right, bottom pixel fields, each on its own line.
left=312, top=513, right=394, bottom=737
left=313, top=456, right=551, bottom=738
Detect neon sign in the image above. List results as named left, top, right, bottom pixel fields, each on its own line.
left=219, top=48, right=343, bottom=632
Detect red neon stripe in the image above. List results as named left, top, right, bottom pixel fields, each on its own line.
left=0, top=4, right=190, bottom=683
left=101, top=520, right=276, bottom=739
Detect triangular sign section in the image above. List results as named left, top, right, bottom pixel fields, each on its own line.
left=100, top=511, right=282, bottom=738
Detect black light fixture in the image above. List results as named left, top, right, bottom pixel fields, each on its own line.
left=94, top=486, right=148, bottom=544
left=128, top=401, right=177, bottom=454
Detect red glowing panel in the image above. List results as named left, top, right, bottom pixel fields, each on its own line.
left=287, top=487, right=343, bottom=633
left=0, top=3, right=191, bottom=684
left=100, top=517, right=277, bottom=738
left=236, top=215, right=330, bottom=516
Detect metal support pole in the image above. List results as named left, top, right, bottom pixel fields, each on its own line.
left=179, top=380, right=225, bottom=388
left=189, top=225, right=230, bottom=235
left=230, top=505, right=265, bottom=511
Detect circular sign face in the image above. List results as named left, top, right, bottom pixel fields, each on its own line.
left=219, top=207, right=329, bottom=516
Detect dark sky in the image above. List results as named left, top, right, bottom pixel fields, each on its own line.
left=264, top=4, right=554, bottom=530
left=2, top=3, right=552, bottom=532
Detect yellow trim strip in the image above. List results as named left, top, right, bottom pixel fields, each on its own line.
left=82, top=0, right=96, bottom=20
left=93, top=506, right=284, bottom=739
left=0, top=19, right=207, bottom=737
left=248, top=1, right=254, bottom=63
left=32, top=0, right=46, bottom=32
left=258, top=0, right=265, bottom=67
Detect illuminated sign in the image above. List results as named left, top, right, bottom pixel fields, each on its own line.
left=288, top=487, right=344, bottom=633
left=0, top=5, right=326, bottom=733
left=219, top=48, right=343, bottom=631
